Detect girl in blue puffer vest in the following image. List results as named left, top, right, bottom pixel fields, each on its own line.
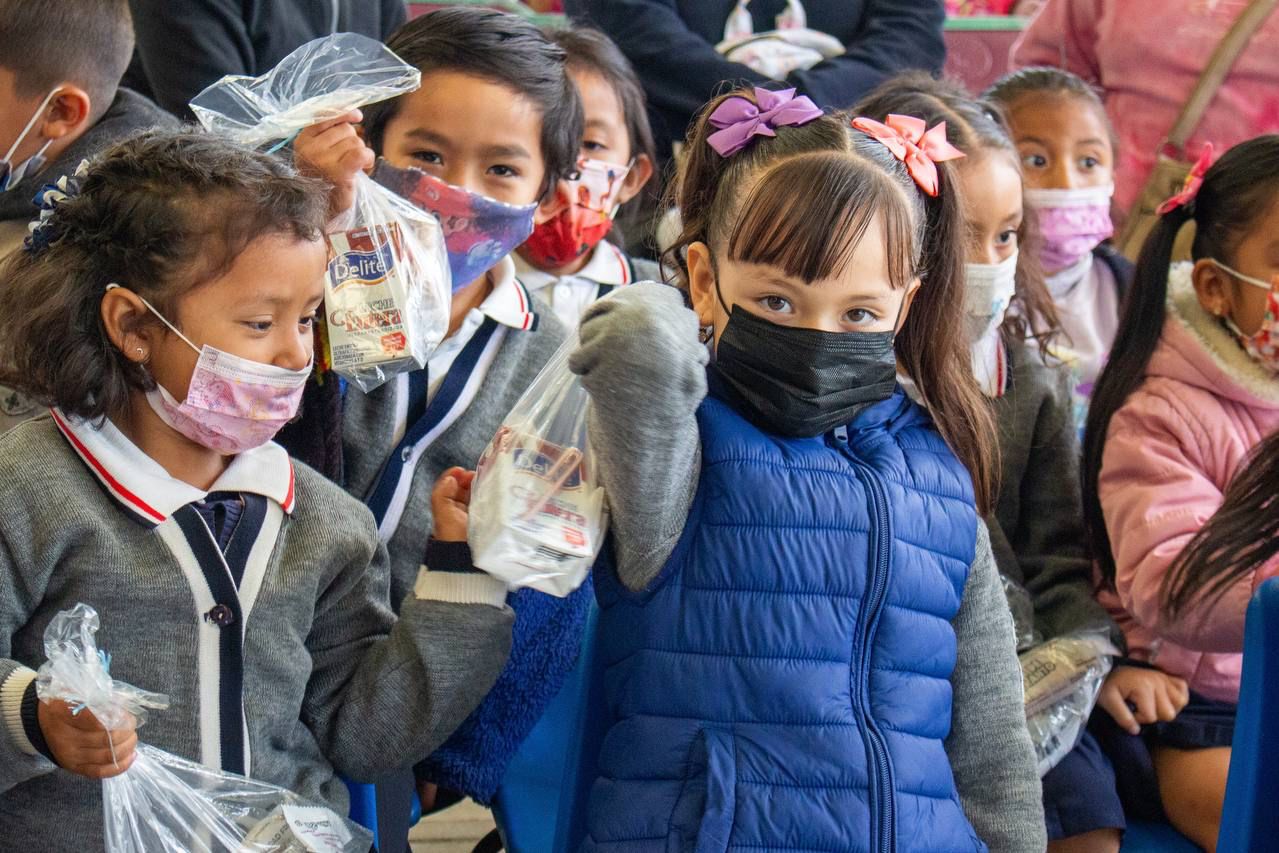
left=564, top=89, right=1045, bottom=851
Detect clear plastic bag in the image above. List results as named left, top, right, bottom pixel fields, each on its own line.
left=1019, top=632, right=1118, bottom=777
left=468, top=333, right=608, bottom=597
left=999, top=573, right=1040, bottom=652
left=190, top=33, right=452, bottom=392
left=36, top=605, right=373, bottom=853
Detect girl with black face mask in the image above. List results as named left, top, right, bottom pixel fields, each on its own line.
left=565, top=88, right=1045, bottom=852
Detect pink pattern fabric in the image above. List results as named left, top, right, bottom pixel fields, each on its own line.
left=1013, top=0, right=1279, bottom=223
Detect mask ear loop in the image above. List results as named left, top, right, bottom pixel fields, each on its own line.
left=105, top=283, right=203, bottom=356
left=2, top=88, right=59, bottom=163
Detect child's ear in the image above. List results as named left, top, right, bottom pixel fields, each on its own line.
left=535, top=182, right=570, bottom=225
left=1191, top=258, right=1233, bottom=318
left=43, top=85, right=92, bottom=141
left=686, top=241, right=718, bottom=328
left=893, top=277, right=924, bottom=335
left=101, top=286, right=159, bottom=365
left=617, top=154, right=655, bottom=206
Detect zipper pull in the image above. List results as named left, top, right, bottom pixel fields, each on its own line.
left=832, top=425, right=849, bottom=444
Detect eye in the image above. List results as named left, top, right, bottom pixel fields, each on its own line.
left=299, top=313, right=318, bottom=329
left=844, top=308, right=878, bottom=327
left=583, top=140, right=607, bottom=153
left=242, top=320, right=273, bottom=333
left=1022, top=153, right=1048, bottom=169
left=1080, top=156, right=1101, bottom=170
left=488, top=164, right=519, bottom=178
left=410, top=150, right=443, bottom=166
left=996, top=229, right=1019, bottom=247
left=758, top=295, right=792, bottom=314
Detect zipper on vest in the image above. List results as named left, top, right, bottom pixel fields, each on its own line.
left=832, top=426, right=897, bottom=853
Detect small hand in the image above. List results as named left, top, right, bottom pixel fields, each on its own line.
left=431, top=467, right=476, bottom=542
left=37, top=699, right=137, bottom=779
left=1097, top=666, right=1190, bottom=735
left=293, top=109, right=376, bottom=219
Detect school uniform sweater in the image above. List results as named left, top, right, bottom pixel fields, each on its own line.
left=986, top=340, right=1121, bottom=649
left=0, top=414, right=512, bottom=852
left=569, top=283, right=1046, bottom=851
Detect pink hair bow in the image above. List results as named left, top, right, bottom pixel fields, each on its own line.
left=1156, top=143, right=1216, bottom=215
left=706, top=87, right=825, bottom=158
left=851, top=114, right=965, bottom=197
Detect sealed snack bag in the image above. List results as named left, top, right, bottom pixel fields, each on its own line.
left=191, top=33, right=452, bottom=392
left=468, top=334, right=608, bottom=597
left=35, top=604, right=373, bottom=853
left=1019, top=632, right=1117, bottom=776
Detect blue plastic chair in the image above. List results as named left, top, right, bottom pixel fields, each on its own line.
left=344, top=778, right=380, bottom=848
left=491, top=602, right=605, bottom=852
left=1121, top=821, right=1199, bottom=852
left=1217, top=577, right=1279, bottom=852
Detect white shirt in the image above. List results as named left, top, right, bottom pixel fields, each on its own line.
left=1047, top=255, right=1119, bottom=389
left=514, top=241, right=635, bottom=331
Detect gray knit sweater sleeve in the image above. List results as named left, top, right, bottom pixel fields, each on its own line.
left=0, top=529, right=55, bottom=793
left=568, top=282, right=707, bottom=592
left=302, top=521, right=514, bottom=781
left=947, top=521, right=1046, bottom=853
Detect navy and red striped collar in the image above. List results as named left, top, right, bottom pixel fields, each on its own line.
left=51, top=408, right=296, bottom=526
left=481, top=256, right=540, bottom=332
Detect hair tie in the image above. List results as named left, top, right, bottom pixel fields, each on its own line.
left=24, top=160, right=90, bottom=256
left=1156, top=143, right=1215, bottom=216
left=851, top=115, right=965, bottom=198
left=706, top=87, right=825, bottom=158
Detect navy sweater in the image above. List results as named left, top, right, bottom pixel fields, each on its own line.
left=566, top=0, right=946, bottom=157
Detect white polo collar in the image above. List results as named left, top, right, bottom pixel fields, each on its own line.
left=51, top=408, right=296, bottom=526
left=478, top=256, right=540, bottom=331
left=515, top=241, right=633, bottom=293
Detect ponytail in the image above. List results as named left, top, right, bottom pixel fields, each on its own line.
left=1161, top=430, right=1279, bottom=618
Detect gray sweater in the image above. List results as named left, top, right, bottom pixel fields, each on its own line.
left=988, top=342, right=1120, bottom=649
left=568, top=283, right=1046, bottom=853
left=0, top=417, right=512, bottom=850
left=343, top=305, right=569, bottom=605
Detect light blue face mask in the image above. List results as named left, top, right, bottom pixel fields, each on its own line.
left=0, top=90, right=57, bottom=192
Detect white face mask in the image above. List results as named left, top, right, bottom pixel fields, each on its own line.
left=0, top=89, right=58, bottom=192
left=964, top=251, right=1019, bottom=340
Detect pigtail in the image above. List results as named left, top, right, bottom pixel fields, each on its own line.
left=1161, top=430, right=1279, bottom=619
left=896, top=158, right=1000, bottom=514
left=1081, top=203, right=1191, bottom=585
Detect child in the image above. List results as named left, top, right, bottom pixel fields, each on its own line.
left=294, top=6, right=589, bottom=814
left=986, top=67, right=1133, bottom=402
left=1083, top=136, right=1279, bottom=851
left=0, top=131, right=512, bottom=849
left=560, top=87, right=1044, bottom=851
left=856, top=75, right=1188, bottom=853
left=514, top=26, right=660, bottom=328
left=0, top=0, right=174, bottom=432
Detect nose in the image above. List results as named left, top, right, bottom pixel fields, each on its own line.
left=440, top=162, right=476, bottom=193
left=974, top=244, right=1002, bottom=265
left=278, top=329, right=313, bottom=372
left=1050, top=159, right=1077, bottom=190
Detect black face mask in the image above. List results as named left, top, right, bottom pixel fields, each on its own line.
left=711, top=305, right=899, bottom=438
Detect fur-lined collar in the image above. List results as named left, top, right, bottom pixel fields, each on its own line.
left=1163, top=262, right=1279, bottom=407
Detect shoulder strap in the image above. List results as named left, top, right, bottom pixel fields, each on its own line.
left=1166, top=0, right=1279, bottom=153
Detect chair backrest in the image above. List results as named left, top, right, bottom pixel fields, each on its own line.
left=492, top=601, right=606, bottom=852
left=344, top=778, right=380, bottom=848
left=1218, top=577, right=1279, bottom=851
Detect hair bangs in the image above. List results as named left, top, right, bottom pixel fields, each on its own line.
left=725, top=152, right=916, bottom=287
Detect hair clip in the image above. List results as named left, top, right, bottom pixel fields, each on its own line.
left=1156, top=143, right=1215, bottom=216
left=23, top=159, right=90, bottom=256
left=707, top=87, right=824, bottom=158
left=851, top=115, right=965, bottom=197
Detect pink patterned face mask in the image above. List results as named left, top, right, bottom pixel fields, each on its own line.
left=1024, top=184, right=1114, bottom=274
left=114, top=285, right=312, bottom=454
left=1209, top=261, right=1279, bottom=375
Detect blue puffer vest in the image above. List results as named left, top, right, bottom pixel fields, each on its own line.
left=585, top=387, right=985, bottom=853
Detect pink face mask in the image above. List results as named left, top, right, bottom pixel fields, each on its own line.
left=1024, top=184, right=1114, bottom=274
left=112, top=285, right=312, bottom=454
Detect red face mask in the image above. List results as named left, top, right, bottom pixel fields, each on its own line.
left=520, top=159, right=631, bottom=270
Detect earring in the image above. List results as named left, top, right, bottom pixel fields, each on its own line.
left=698, top=325, right=713, bottom=344
left=135, top=346, right=148, bottom=362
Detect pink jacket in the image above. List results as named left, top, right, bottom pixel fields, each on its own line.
left=1012, top=0, right=1279, bottom=221
left=1098, top=264, right=1279, bottom=703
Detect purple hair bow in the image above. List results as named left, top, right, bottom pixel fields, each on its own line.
left=707, top=88, right=824, bottom=157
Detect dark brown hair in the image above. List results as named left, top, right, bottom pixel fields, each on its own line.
left=1161, top=429, right=1279, bottom=618
left=855, top=73, right=1063, bottom=355
left=984, top=66, right=1118, bottom=153
left=0, top=130, right=329, bottom=422
left=549, top=26, right=657, bottom=172
left=1084, top=135, right=1279, bottom=586
left=0, top=0, right=134, bottom=121
left=362, top=7, right=584, bottom=200
left=667, top=88, right=999, bottom=512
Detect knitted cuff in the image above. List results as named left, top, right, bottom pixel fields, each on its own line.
left=21, top=680, right=54, bottom=762
left=0, top=666, right=40, bottom=758
left=415, top=539, right=507, bottom=607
